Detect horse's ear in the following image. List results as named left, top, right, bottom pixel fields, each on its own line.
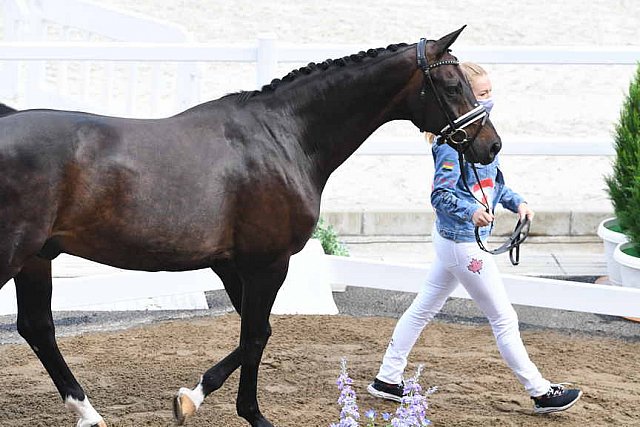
left=434, top=25, right=466, bottom=55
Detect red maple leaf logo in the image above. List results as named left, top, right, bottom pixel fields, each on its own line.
left=467, top=258, right=483, bottom=274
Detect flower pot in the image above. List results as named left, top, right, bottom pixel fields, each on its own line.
left=613, top=242, right=640, bottom=289
left=597, top=217, right=628, bottom=285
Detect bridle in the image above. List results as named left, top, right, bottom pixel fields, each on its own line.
left=416, top=38, right=530, bottom=265
left=416, top=38, right=487, bottom=152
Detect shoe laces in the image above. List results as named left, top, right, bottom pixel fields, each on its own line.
left=547, top=383, right=572, bottom=397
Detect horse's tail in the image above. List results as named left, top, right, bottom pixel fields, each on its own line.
left=0, top=103, right=17, bottom=117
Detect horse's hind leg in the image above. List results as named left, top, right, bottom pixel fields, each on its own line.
left=14, top=256, right=107, bottom=427
left=174, top=260, right=243, bottom=425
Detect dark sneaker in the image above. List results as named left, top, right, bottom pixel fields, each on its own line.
left=532, top=383, right=582, bottom=414
left=367, top=378, right=404, bottom=403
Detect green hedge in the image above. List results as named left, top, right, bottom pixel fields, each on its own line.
left=606, top=62, right=640, bottom=247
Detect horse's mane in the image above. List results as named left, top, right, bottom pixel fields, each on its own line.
left=225, top=42, right=410, bottom=103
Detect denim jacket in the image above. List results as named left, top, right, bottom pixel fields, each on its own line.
left=431, top=141, right=525, bottom=242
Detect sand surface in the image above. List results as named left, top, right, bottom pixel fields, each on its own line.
left=0, top=314, right=638, bottom=426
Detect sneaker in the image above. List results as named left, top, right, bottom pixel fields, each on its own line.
left=367, top=378, right=404, bottom=403
left=532, top=383, right=583, bottom=414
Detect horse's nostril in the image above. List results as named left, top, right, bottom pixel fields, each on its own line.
left=490, top=141, right=502, bottom=155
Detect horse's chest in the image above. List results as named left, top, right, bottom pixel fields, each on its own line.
left=232, top=174, right=320, bottom=251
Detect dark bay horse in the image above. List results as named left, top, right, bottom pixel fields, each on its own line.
left=0, top=27, right=500, bottom=426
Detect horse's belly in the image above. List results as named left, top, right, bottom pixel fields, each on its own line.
left=55, top=227, right=232, bottom=272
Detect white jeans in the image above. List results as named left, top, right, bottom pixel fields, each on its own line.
left=376, top=230, right=550, bottom=397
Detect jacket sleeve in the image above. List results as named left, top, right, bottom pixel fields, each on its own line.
left=499, top=184, right=526, bottom=213
left=430, top=143, right=479, bottom=222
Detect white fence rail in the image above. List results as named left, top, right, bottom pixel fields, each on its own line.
left=0, top=37, right=640, bottom=64
left=2, top=242, right=638, bottom=318
left=327, top=256, right=640, bottom=318
left=1, top=39, right=637, bottom=154
left=1, top=40, right=639, bottom=72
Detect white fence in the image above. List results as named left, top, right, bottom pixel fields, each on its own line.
left=0, top=0, right=198, bottom=116
left=1, top=38, right=637, bottom=154
left=1, top=240, right=639, bottom=318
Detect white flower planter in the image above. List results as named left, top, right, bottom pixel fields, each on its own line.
left=613, top=242, right=640, bottom=289
left=597, top=217, right=628, bottom=285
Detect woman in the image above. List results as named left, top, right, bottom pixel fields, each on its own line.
left=368, top=63, right=582, bottom=414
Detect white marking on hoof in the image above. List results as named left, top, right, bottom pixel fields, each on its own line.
left=174, top=382, right=205, bottom=425
left=64, top=396, right=105, bottom=427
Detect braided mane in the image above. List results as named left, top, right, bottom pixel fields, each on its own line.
left=229, top=42, right=409, bottom=102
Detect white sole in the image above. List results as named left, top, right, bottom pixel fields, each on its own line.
left=366, top=383, right=403, bottom=403
left=534, top=390, right=583, bottom=414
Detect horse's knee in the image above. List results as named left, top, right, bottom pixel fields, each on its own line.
left=16, top=315, right=54, bottom=345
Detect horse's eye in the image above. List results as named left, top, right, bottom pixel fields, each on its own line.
left=446, top=85, right=459, bottom=95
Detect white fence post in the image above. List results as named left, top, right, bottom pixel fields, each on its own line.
left=256, top=33, right=278, bottom=89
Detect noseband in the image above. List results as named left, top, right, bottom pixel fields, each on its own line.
left=416, top=38, right=529, bottom=265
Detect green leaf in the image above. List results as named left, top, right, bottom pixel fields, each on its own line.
left=312, top=218, right=350, bottom=256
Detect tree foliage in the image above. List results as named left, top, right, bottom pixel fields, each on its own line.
left=606, top=63, right=640, bottom=247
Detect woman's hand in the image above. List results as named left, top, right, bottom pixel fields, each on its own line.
left=472, top=208, right=494, bottom=227
left=518, top=203, right=535, bottom=221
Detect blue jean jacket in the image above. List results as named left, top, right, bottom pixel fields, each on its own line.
left=431, top=142, right=525, bottom=242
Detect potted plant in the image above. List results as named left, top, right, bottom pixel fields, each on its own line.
left=606, top=62, right=640, bottom=288
left=597, top=218, right=627, bottom=285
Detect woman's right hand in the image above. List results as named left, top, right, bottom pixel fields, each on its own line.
left=472, top=208, right=494, bottom=227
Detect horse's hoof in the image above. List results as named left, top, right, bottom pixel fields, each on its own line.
left=173, top=392, right=197, bottom=425
left=91, top=421, right=107, bottom=427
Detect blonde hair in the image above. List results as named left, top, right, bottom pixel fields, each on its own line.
left=424, top=62, right=488, bottom=144
left=460, top=62, right=488, bottom=84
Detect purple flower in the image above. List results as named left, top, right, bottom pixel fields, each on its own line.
left=333, top=359, right=434, bottom=427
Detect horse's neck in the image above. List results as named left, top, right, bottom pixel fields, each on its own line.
left=271, top=48, right=415, bottom=178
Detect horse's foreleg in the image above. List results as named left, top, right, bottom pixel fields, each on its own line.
left=234, top=255, right=290, bottom=427
left=174, top=262, right=244, bottom=425
left=15, top=256, right=106, bottom=427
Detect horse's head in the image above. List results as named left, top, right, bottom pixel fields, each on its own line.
left=408, top=26, right=501, bottom=164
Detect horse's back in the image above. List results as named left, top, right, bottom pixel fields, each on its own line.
left=0, top=109, right=233, bottom=267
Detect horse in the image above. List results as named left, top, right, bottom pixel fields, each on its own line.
left=0, top=26, right=500, bottom=426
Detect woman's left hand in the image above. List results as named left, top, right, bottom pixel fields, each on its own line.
left=518, top=203, right=535, bottom=221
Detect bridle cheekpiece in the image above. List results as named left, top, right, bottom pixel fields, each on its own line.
left=416, top=38, right=488, bottom=152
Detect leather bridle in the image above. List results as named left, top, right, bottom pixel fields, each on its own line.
left=416, top=38, right=530, bottom=265
left=416, top=38, right=487, bottom=152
